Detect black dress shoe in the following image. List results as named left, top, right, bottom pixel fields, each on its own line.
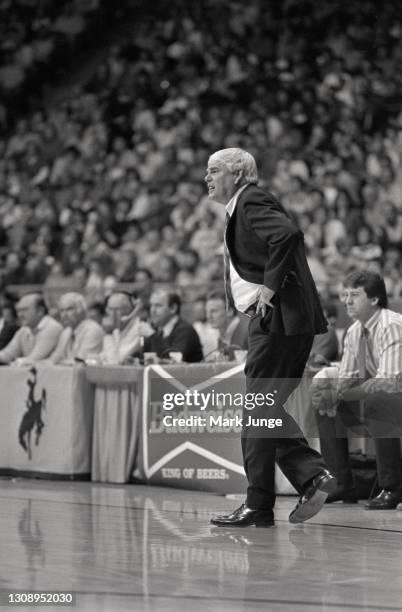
left=210, top=503, right=274, bottom=527
left=326, top=486, right=358, bottom=504
left=365, top=489, right=401, bottom=510
left=289, top=470, right=337, bottom=524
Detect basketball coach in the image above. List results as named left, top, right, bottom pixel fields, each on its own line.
left=206, top=148, right=336, bottom=527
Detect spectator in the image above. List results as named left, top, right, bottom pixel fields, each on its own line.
left=350, top=225, right=383, bottom=264
left=205, top=289, right=248, bottom=360
left=139, top=288, right=203, bottom=362
left=50, top=292, right=104, bottom=364
left=192, top=296, right=219, bottom=359
left=133, top=268, right=154, bottom=306
left=176, top=249, right=200, bottom=286
left=87, top=300, right=105, bottom=326
left=312, top=271, right=402, bottom=507
left=0, top=292, right=62, bottom=365
left=0, top=297, right=19, bottom=349
left=100, top=291, right=143, bottom=364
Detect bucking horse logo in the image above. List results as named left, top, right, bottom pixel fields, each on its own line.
left=18, top=367, right=46, bottom=459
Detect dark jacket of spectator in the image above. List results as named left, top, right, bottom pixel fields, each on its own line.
left=143, top=318, right=203, bottom=363
left=0, top=321, right=19, bottom=350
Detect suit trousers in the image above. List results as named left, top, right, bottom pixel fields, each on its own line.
left=316, top=395, right=402, bottom=490
left=242, top=313, right=327, bottom=509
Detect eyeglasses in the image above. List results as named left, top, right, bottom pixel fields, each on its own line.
left=339, top=290, right=363, bottom=302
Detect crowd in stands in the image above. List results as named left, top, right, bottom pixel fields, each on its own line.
left=0, top=0, right=402, bottom=305
left=0, top=0, right=110, bottom=128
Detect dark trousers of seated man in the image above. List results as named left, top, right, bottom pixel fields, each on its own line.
left=316, top=394, right=402, bottom=492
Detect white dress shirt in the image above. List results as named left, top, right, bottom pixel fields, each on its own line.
left=226, top=184, right=261, bottom=313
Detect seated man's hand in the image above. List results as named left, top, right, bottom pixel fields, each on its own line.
left=137, top=321, right=155, bottom=338
left=311, top=378, right=338, bottom=417
left=120, top=299, right=145, bottom=325
left=12, top=357, right=33, bottom=367
left=309, top=353, right=330, bottom=368
left=60, top=358, right=78, bottom=366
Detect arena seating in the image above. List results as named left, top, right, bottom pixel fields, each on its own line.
left=0, top=0, right=401, bottom=306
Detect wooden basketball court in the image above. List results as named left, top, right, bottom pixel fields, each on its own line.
left=1, top=478, right=402, bottom=611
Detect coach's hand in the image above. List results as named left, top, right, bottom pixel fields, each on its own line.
left=256, top=286, right=275, bottom=317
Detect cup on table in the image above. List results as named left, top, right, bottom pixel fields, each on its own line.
left=169, top=351, right=183, bottom=363
left=144, top=352, right=158, bottom=365
left=85, top=354, right=102, bottom=366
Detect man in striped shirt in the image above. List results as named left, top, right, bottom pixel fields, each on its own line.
left=314, top=271, right=402, bottom=509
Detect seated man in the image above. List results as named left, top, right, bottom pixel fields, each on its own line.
left=205, top=289, right=248, bottom=360
left=133, top=267, right=154, bottom=307
left=0, top=292, right=62, bottom=365
left=192, top=296, right=220, bottom=358
left=87, top=300, right=105, bottom=326
left=312, top=271, right=402, bottom=508
left=139, top=288, right=203, bottom=363
left=50, top=292, right=104, bottom=364
left=101, top=291, right=144, bottom=364
left=0, top=299, right=19, bottom=349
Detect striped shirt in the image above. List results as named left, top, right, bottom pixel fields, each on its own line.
left=338, top=308, right=402, bottom=394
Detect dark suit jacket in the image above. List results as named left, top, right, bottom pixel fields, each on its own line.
left=0, top=322, right=19, bottom=350
left=226, top=184, right=327, bottom=336
left=144, top=318, right=203, bottom=363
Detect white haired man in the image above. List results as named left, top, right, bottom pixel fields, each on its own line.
left=100, top=291, right=143, bottom=364
left=206, top=148, right=335, bottom=527
left=50, top=292, right=104, bottom=364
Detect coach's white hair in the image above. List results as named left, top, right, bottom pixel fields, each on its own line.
left=209, top=148, right=258, bottom=184
left=59, top=292, right=87, bottom=313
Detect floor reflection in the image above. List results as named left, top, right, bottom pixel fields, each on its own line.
left=1, top=481, right=402, bottom=610
left=18, top=500, right=46, bottom=589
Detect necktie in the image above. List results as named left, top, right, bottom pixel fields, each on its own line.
left=223, top=213, right=236, bottom=311
left=358, top=326, right=377, bottom=378
left=365, top=329, right=377, bottom=377
left=357, top=326, right=370, bottom=423
left=155, top=327, right=164, bottom=340
left=357, top=327, right=369, bottom=380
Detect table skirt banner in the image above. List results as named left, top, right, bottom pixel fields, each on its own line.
left=86, top=366, right=143, bottom=484
left=91, top=385, right=141, bottom=483
left=137, top=362, right=249, bottom=494
left=0, top=365, right=93, bottom=477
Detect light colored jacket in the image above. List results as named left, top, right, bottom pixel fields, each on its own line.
left=0, top=315, right=63, bottom=364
